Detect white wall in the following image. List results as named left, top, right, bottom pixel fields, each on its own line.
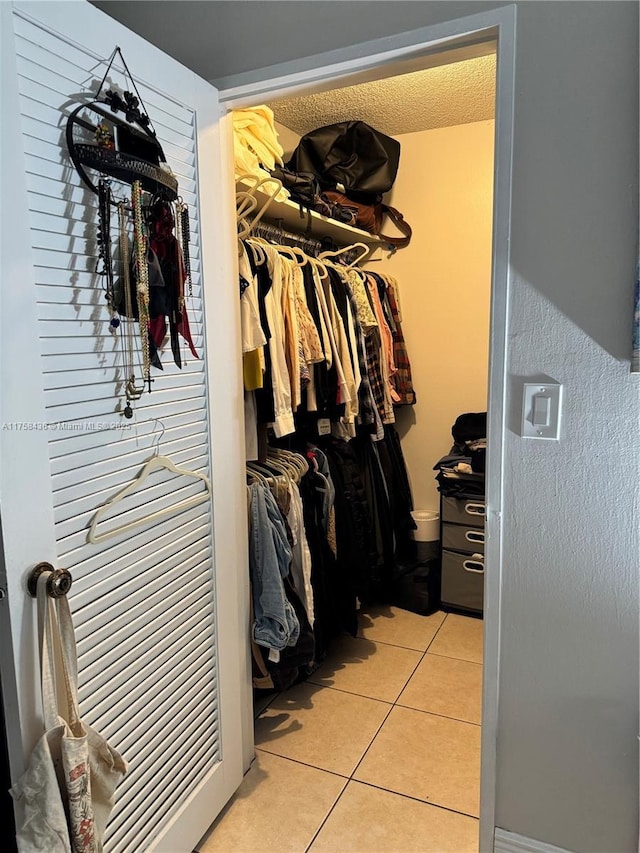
left=379, top=121, right=494, bottom=511
left=495, top=4, right=639, bottom=851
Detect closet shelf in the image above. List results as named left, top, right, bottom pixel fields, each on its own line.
left=237, top=178, right=383, bottom=249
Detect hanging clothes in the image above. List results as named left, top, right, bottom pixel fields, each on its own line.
left=147, top=199, right=198, bottom=368
left=238, top=232, right=419, bottom=691
left=248, top=481, right=300, bottom=660
left=372, top=272, right=416, bottom=406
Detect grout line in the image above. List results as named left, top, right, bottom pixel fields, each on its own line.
left=354, top=634, right=433, bottom=652
left=391, top=638, right=431, bottom=703
left=393, top=702, right=482, bottom=727
left=253, top=609, right=482, bottom=852
left=304, top=778, right=351, bottom=852
left=254, top=746, right=350, bottom=780
left=261, top=680, right=394, bottom=706
left=423, top=611, right=450, bottom=653
left=425, top=650, right=483, bottom=665
left=348, top=694, right=396, bottom=781
left=302, top=679, right=406, bottom=705
left=352, top=778, right=480, bottom=821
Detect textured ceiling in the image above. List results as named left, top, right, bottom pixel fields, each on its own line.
left=270, top=54, right=496, bottom=137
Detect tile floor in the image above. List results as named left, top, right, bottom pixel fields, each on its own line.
left=197, top=607, right=483, bottom=853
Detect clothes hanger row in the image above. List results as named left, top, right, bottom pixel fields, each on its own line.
left=244, top=236, right=377, bottom=281
left=249, top=219, right=323, bottom=257
left=268, top=447, right=309, bottom=479
left=246, top=448, right=310, bottom=488
left=246, top=235, right=310, bottom=268
left=246, top=460, right=294, bottom=487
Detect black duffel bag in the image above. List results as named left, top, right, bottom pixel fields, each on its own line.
left=286, top=120, right=401, bottom=201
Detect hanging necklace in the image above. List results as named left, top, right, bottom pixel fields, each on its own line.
left=117, top=201, right=144, bottom=419
left=174, top=200, right=185, bottom=313
left=96, top=178, right=120, bottom=334
left=176, top=198, right=192, bottom=297
left=131, top=180, right=152, bottom=391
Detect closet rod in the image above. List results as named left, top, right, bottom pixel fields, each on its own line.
left=248, top=219, right=324, bottom=256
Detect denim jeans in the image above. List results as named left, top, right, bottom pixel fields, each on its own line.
left=249, top=483, right=300, bottom=653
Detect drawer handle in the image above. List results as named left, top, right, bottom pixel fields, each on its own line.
left=463, top=556, right=485, bottom=574
left=464, top=502, right=485, bottom=517
left=465, top=530, right=485, bottom=544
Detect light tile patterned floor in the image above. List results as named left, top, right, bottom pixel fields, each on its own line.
left=197, top=608, right=483, bottom=853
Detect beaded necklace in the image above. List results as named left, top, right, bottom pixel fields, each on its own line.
left=117, top=201, right=143, bottom=418
left=131, top=180, right=152, bottom=389
left=97, top=178, right=120, bottom=333
left=176, top=198, right=192, bottom=297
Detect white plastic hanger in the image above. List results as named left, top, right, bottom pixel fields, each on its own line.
left=236, top=174, right=283, bottom=232
left=319, top=242, right=371, bottom=268
left=245, top=239, right=266, bottom=267
left=87, top=443, right=211, bottom=544
left=236, top=191, right=259, bottom=241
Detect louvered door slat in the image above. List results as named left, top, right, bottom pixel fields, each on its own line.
left=84, top=631, right=212, bottom=731
left=101, top=649, right=212, bottom=749
left=13, top=13, right=225, bottom=850
left=126, top=739, right=219, bottom=850
left=51, top=425, right=207, bottom=484
left=110, top=720, right=218, bottom=846
left=72, top=544, right=211, bottom=625
left=54, top=439, right=209, bottom=504
left=129, top=751, right=219, bottom=852
left=118, top=689, right=218, bottom=764
left=48, top=408, right=207, bottom=462
left=82, top=579, right=205, bottom=682
left=63, top=516, right=210, bottom=594
left=80, top=608, right=212, bottom=714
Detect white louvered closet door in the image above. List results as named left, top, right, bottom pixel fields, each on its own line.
left=0, top=3, right=250, bottom=852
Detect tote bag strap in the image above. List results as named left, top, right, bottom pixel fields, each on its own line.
left=37, top=571, right=82, bottom=731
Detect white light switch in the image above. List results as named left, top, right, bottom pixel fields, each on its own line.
left=532, top=394, right=550, bottom=426
left=522, top=383, right=562, bottom=439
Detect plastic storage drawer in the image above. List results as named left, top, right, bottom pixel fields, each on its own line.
left=441, top=549, right=484, bottom=613
left=441, top=496, right=485, bottom=527
left=442, top=522, right=485, bottom=555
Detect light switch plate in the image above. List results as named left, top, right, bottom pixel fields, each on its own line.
left=522, top=383, right=562, bottom=439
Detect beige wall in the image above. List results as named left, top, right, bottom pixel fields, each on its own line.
left=379, top=120, right=494, bottom=512
left=273, top=120, right=299, bottom=161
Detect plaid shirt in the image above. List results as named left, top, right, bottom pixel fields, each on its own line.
left=347, top=283, right=384, bottom=438
left=382, top=275, right=416, bottom=406
left=365, top=328, right=392, bottom=426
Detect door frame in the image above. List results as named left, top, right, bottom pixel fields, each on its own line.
left=218, top=6, right=516, bottom=851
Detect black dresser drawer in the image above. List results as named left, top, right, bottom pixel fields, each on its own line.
left=441, top=548, right=484, bottom=613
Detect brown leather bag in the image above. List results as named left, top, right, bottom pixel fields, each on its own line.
left=320, top=189, right=412, bottom=248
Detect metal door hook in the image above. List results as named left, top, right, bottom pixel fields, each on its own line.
left=27, top=562, right=73, bottom=598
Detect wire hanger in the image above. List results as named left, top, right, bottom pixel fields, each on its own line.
left=87, top=424, right=211, bottom=544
